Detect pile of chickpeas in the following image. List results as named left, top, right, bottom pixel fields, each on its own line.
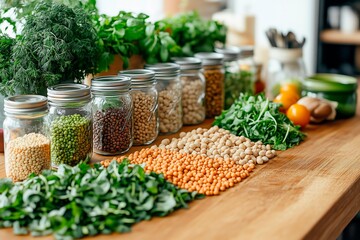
left=102, top=148, right=255, bottom=196
left=155, top=126, right=276, bottom=165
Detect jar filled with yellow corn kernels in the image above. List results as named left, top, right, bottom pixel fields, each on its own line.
left=3, top=95, right=50, bottom=182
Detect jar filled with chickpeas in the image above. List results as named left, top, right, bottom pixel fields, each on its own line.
left=145, top=63, right=182, bottom=134
left=91, top=76, right=133, bottom=155
left=172, top=57, right=205, bottom=125
left=119, top=69, right=159, bottom=145
left=4, top=95, right=50, bottom=181
left=194, top=52, right=225, bottom=118
left=47, top=84, right=92, bottom=167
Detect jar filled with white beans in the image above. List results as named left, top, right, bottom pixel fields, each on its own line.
left=3, top=95, right=50, bottom=182
left=172, top=57, right=205, bottom=125
left=145, top=63, right=182, bottom=134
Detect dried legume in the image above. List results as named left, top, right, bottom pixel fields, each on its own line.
left=181, top=76, right=205, bottom=125
left=5, top=133, right=50, bottom=182
left=50, top=114, right=92, bottom=166
left=93, top=107, right=132, bottom=155
left=102, top=148, right=254, bottom=196
left=158, top=86, right=182, bottom=134
left=204, top=68, right=224, bottom=117
left=156, top=126, right=276, bottom=165
left=132, top=91, right=158, bottom=145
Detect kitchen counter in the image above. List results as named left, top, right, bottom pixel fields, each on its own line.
left=0, top=107, right=359, bottom=239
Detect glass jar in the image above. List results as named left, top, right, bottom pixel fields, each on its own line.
left=172, top=57, right=205, bottom=125
left=47, top=84, right=92, bottom=166
left=194, top=52, right=225, bottom=118
left=91, top=76, right=133, bottom=155
left=265, top=48, right=306, bottom=99
left=119, top=69, right=158, bottom=145
left=238, top=46, right=256, bottom=93
left=145, top=63, right=182, bottom=134
left=4, top=95, right=50, bottom=181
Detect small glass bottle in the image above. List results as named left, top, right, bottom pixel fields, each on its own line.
left=172, top=57, right=205, bottom=125
left=4, top=95, right=50, bottom=181
left=145, top=63, right=182, bottom=134
left=119, top=69, right=158, bottom=145
left=47, top=84, right=92, bottom=166
left=91, top=76, right=133, bottom=155
left=266, top=47, right=306, bottom=99
left=194, top=52, right=225, bottom=118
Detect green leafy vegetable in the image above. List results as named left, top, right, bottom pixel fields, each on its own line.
left=94, top=11, right=181, bottom=72
left=0, top=160, right=202, bottom=239
left=156, top=11, right=227, bottom=56
left=0, top=3, right=99, bottom=96
left=213, top=93, right=306, bottom=150
left=0, top=34, right=14, bottom=91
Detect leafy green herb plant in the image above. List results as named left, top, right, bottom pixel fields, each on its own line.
left=0, top=3, right=99, bottom=96
left=157, top=11, right=227, bottom=56
left=0, top=160, right=203, bottom=239
left=213, top=93, right=306, bottom=150
left=94, top=11, right=181, bottom=72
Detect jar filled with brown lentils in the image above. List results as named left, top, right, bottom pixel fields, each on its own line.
left=91, top=76, right=133, bottom=155
left=119, top=69, right=159, bottom=145
left=194, top=52, right=225, bottom=118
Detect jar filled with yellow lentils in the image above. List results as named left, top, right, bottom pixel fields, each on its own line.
left=3, top=95, right=50, bottom=182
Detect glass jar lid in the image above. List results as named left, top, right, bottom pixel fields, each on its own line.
left=171, top=57, right=202, bottom=70
left=215, top=47, right=240, bottom=61
left=303, top=74, right=358, bottom=92
left=144, top=63, right=180, bottom=78
left=119, top=69, right=156, bottom=87
left=92, top=75, right=131, bottom=94
left=47, top=84, right=91, bottom=105
left=194, top=52, right=224, bottom=66
left=4, top=95, right=48, bottom=115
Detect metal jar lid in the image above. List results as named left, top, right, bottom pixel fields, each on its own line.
left=215, top=47, right=240, bottom=61
left=47, top=84, right=91, bottom=105
left=4, top=95, right=48, bottom=115
left=119, top=69, right=156, bottom=87
left=91, top=75, right=131, bottom=94
left=171, top=57, right=202, bottom=70
left=144, top=63, right=180, bottom=78
left=238, top=46, right=254, bottom=59
left=194, top=52, right=224, bottom=66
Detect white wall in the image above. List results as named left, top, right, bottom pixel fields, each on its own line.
left=229, top=0, right=319, bottom=74
left=96, top=0, right=164, bottom=21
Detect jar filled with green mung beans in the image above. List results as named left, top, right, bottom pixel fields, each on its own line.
left=47, top=84, right=92, bottom=166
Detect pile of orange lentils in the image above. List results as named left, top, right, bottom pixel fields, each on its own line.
left=101, top=148, right=255, bottom=196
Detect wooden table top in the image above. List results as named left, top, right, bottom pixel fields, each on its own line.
left=0, top=110, right=360, bottom=239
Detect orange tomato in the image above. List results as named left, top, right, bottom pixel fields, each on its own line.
left=273, top=93, right=298, bottom=112
left=280, top=83, right=300, bottom=100
left=286, top=103, right=310, bottom=128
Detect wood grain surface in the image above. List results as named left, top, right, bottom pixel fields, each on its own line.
left=0, top=103, right=359, bottom=239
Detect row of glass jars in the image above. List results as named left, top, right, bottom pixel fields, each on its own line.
left=3, top=49, right=255, bottom=181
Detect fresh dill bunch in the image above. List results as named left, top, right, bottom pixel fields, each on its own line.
left=0, top=34, right=15, bottom=95
left=4, top=2, right=99, bottom=96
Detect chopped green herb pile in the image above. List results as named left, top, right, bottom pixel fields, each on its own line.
left=0, top=160, right=203, bottom=239
left=213, top=93, right=306, bottom=150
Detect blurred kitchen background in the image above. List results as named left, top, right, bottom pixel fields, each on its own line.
left=96, top=0, right=360, bottom=77
left=97, top=0, right=360, bottom=238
